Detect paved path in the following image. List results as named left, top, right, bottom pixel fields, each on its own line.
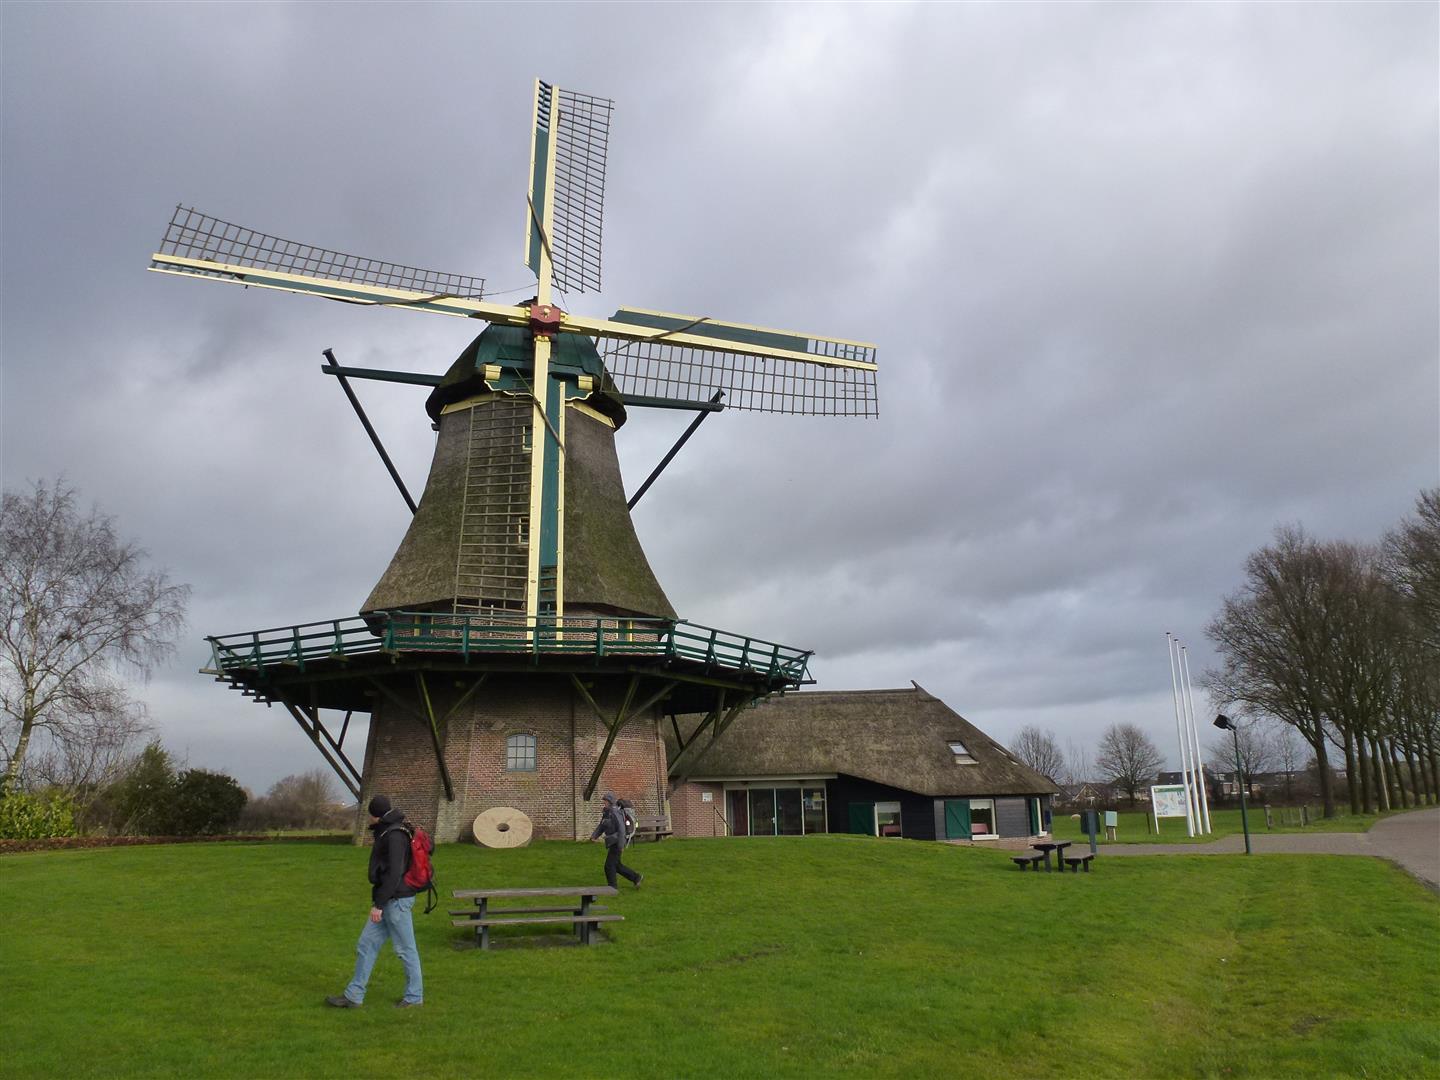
left=1095, top=806, right=1440, bottom=891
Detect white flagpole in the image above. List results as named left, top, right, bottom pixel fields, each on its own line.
left=1167, top=633, right=1196, bottom=837
left=1180, top=645, right=1213, bottom=833
left=1173, top=635, right=1201, bottom=834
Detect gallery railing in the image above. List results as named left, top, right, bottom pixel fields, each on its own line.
left=205, top=612, right=811, bottom=686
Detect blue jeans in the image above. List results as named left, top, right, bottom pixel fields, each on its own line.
left=344, top=896, right=422, bottom=1005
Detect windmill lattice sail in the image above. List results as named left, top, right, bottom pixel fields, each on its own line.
left=526, top=82, right=613, bottom=296
left=598, top=310, right=879, bottom=416
left=151, top=206, right=487, bottom=300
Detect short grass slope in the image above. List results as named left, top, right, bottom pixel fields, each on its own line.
left=3, top=836, right=1437, bottom=1078
left=1048, top=807, right=1402, bottom=844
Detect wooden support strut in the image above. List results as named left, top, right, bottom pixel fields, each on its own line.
left=272, top=692, right=362, bottom=799
left=668, top=691, right=754, bottom=786
left=571, top=674, right=678, bottom=800
left=363, top=674, right=491, bottom=804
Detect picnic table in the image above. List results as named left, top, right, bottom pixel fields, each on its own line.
left=1029, top=840, right=1072, bottom=872
left=451, top=886, right=621, bottom=950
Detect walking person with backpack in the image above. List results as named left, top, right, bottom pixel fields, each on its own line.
left=589, top=792, right=642, bottom=889
left=326, top=795, right=433, bottom=1010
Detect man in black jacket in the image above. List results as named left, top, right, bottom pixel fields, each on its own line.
left=325, top=795, right=424, bottom=1009
left=589, top=791, right=642, bottom=889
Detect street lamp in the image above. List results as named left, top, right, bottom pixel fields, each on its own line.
left=1213, top=714, right=1252, bottom=855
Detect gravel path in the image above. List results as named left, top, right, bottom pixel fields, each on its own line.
left=1094, top=806, right=1440, bottom=891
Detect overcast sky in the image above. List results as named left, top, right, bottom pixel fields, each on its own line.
left=2, top=3, right=1435, bottom=795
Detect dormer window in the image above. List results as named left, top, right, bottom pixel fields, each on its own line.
left=948, top=740, right=976, bottom=764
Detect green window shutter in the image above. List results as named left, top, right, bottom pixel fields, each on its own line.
left=944, top=800, right=972, bottom=840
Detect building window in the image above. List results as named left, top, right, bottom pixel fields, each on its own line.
left=802, top=787, right=826, bottom=834
left=969, top=798, right=996, bottom=836
left=749, top=788, right=776, bottom=835
left=948, top=740, right=977, bottom=764
left=730, top=784, right=829, bottom=836
left=505, top=733, right=536, bottom=771
left=876, top=800, right=902, bottom=837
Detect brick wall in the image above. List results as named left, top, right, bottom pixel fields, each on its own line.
left=355, top=671, right=672, bottom=843
left=669, top=781, right=727, bottom=837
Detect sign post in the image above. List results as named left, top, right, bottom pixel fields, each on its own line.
left=1150, top=784, right=1190, bottom=837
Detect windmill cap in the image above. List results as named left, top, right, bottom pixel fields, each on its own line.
left=427, top=325, right=626, bottom=426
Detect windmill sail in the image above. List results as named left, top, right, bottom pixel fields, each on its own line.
left=593, top=308, right=879, bottom=416
left=525, top=81, right=613, bottom=296
left=150, top=206, right=486, bottom=301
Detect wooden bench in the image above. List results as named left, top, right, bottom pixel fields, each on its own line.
left=452, top=886, right=621, bottom=949
left=631, top=814, right=672, bottom=842
left=1011, top=852, right=1047, bottom=871
left=1062, top=853, right=1095, bottom=873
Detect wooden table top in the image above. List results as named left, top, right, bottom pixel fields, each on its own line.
left=453, top=886, right=620, bottom=900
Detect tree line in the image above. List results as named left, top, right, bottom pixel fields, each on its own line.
left=1203, top=490, right=1439, bottom=817
left=1, top=478, right=354, bottom=839
left=1009, top=491, right=1439, bottom=818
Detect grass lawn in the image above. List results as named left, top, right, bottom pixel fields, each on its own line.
left=1048, top=805, right=1426, bottom=845
left=3, top=836, right=1437, bottom=1078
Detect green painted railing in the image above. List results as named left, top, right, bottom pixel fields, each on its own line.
left=206, top=612, right=811, bottom=686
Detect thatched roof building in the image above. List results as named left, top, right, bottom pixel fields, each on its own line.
left=668, top=684, right=1059, bottom=842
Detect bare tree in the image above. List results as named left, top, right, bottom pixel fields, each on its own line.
left=24, top=693, right=153, bottom=825
left=1012, top=725, right=1066, bottom=782
left=0, top=480, right=189, bottom=793
left=1205, top=525, right=1344, bottom=816
left=1206, top=722, right=1274, bottom=800
left=1064, top=738, right=1092, bottom=788
left=1095, top=723, right=1164, bottom=806
left=1383, top=490, right=1440, bottom=804
left=242, top=769, right=346, bottom=830
left=1271, top=721, right=1305, bottom=803
left=1383, top=488, right=1440, bottom=650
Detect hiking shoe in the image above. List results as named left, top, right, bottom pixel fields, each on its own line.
left=395, top=999, right=423, bottom=1009
left=634, top=873, right=644, bottom=889
left=325, top=995, right=360, bottom=1008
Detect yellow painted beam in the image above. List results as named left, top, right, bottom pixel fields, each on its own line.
left=618, top=306, right=877, bottom=351
left=565, top=311, right=879, bottom=372
left=525, top=334, right=552, bottom=626
left=149, top=256, right=529, bottom=325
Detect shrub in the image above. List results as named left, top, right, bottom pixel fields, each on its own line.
left=169, top=769, right=247, bottom=835
left=106, top=741, right=176, bottom=834
left=0, top=789, right=78, bottom=839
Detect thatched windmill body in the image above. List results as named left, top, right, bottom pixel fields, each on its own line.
left=149, top=81, right=879, bottom=839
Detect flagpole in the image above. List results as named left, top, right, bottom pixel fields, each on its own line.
left=1181, top=645, right=1213, bottom=833
left=1167, top=632, right=1196, bottom=837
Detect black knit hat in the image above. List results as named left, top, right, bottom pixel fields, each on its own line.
left=368, top=794, right=392, bottom=817
left=602, top=792, right=616, bottom=804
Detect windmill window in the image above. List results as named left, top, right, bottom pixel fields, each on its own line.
left=948, top=740, right=977, bottom=765
left=505, top=733, right=536, bottom=772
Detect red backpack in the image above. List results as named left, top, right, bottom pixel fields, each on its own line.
left=386, top=823, right=437, bottom=913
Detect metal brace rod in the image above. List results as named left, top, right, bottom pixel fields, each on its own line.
left=627, top=391, right=724, bottom=510
left=322, top=348, right=418, bottom=515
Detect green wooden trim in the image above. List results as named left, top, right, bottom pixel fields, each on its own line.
left=206, top=614, right=810, bottom=688
left=320, top=364, right=443, bottom=387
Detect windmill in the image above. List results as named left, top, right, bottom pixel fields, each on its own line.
left=150, top=80, right=879, bottom=839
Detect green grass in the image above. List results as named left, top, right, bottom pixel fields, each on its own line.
left=1048, top=805, right=1427, bottom=845
left=3, top=836, right=1437, bottom=1078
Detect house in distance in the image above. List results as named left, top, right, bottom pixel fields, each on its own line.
left=668, top=684, right=1058, bottom=841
